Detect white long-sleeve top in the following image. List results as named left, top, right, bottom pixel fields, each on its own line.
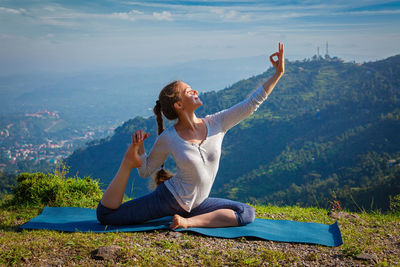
left=137, top=85, right=268, bottom=212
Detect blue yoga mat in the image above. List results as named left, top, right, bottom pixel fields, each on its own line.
left=20, top=207, right=343, bottom=247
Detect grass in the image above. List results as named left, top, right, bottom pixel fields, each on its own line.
left=256, top=204, right=400, bottom=263
left=1, top=172, right=399, bottom=266
left=7, top=171, right=102, bottom=208
left=1, top=201, right=399, bottom=266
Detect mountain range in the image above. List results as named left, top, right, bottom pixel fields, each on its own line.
left=66, top=55, right=400, bottom=211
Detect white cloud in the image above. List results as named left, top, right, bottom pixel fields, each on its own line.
left=342, top=9, right=400, bottom=16
left=0, top=6, right=26, bottom=15
left=1, top=1, right=399, bottom=74
left=212, top=9, right=236, bottom=19
left=43, top=6, right=56, bottom=12
left=27, top=5, right=171, bottom=26
left=152, top=11, right=173, bottom=21
left=111, top=9, right=143, bottom=21
left=210, top=8, right=250, bottom=21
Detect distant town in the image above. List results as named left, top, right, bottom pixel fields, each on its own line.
left=0, top=110, right=116, bottom=173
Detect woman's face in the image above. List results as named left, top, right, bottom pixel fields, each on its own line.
left=177, top=81, right=202, bottom=111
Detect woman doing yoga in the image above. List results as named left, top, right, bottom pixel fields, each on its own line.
left=97, top=43, right=285, bottom=229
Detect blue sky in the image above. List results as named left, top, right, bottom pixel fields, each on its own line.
left=1, top=0, right=400, bottom=74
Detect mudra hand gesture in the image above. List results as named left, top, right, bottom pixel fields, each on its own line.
left=270, top=42, right=284, bottom=74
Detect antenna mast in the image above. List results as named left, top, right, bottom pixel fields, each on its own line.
left=326, top=41, right=329, bottom=57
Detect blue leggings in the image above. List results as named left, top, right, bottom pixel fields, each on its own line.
left=96, top=182, right=255, bottom=226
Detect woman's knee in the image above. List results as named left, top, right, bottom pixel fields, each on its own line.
left=237, top=204, right=255, bottom=226
left=96, top=201, right=116, bottom=225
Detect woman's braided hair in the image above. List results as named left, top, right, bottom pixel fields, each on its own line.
left=152, top=80, right=182, bottom=186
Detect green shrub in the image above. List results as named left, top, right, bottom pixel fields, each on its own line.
left=6, top=172, right=102, bottom=208
left=389, top=194, right=400, bottom=213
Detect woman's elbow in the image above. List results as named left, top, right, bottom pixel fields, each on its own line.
left=137, top=168, right=151, bottom=178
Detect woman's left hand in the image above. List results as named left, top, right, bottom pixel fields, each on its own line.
left=122, top=130, right=150, bottom=169
left=270, top=42, right=284, bottom=75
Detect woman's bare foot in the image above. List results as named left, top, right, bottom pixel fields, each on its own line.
left=123, top=144, right=142, bottom=168
left=170, top=214, right=189, bottom=229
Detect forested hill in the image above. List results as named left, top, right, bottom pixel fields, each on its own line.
left=66, top=55, right=400, bottom=211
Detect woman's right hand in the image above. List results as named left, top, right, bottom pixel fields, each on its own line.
left=122, top=130, right=150, bottom=169
left=270, top=42, right=285, bottom=75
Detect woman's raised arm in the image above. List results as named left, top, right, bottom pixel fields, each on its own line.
left=263, top=42, right=284, bottom=95
left=208, top=42, right=285, bottom=132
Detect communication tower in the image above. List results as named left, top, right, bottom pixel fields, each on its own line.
left=325, top=41, right=329, bottom=57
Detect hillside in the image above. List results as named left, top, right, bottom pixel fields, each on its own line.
left=66, top=55, right=400, bottom=211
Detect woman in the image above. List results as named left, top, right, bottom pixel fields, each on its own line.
left=97, top=43, right=284, bottom=229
